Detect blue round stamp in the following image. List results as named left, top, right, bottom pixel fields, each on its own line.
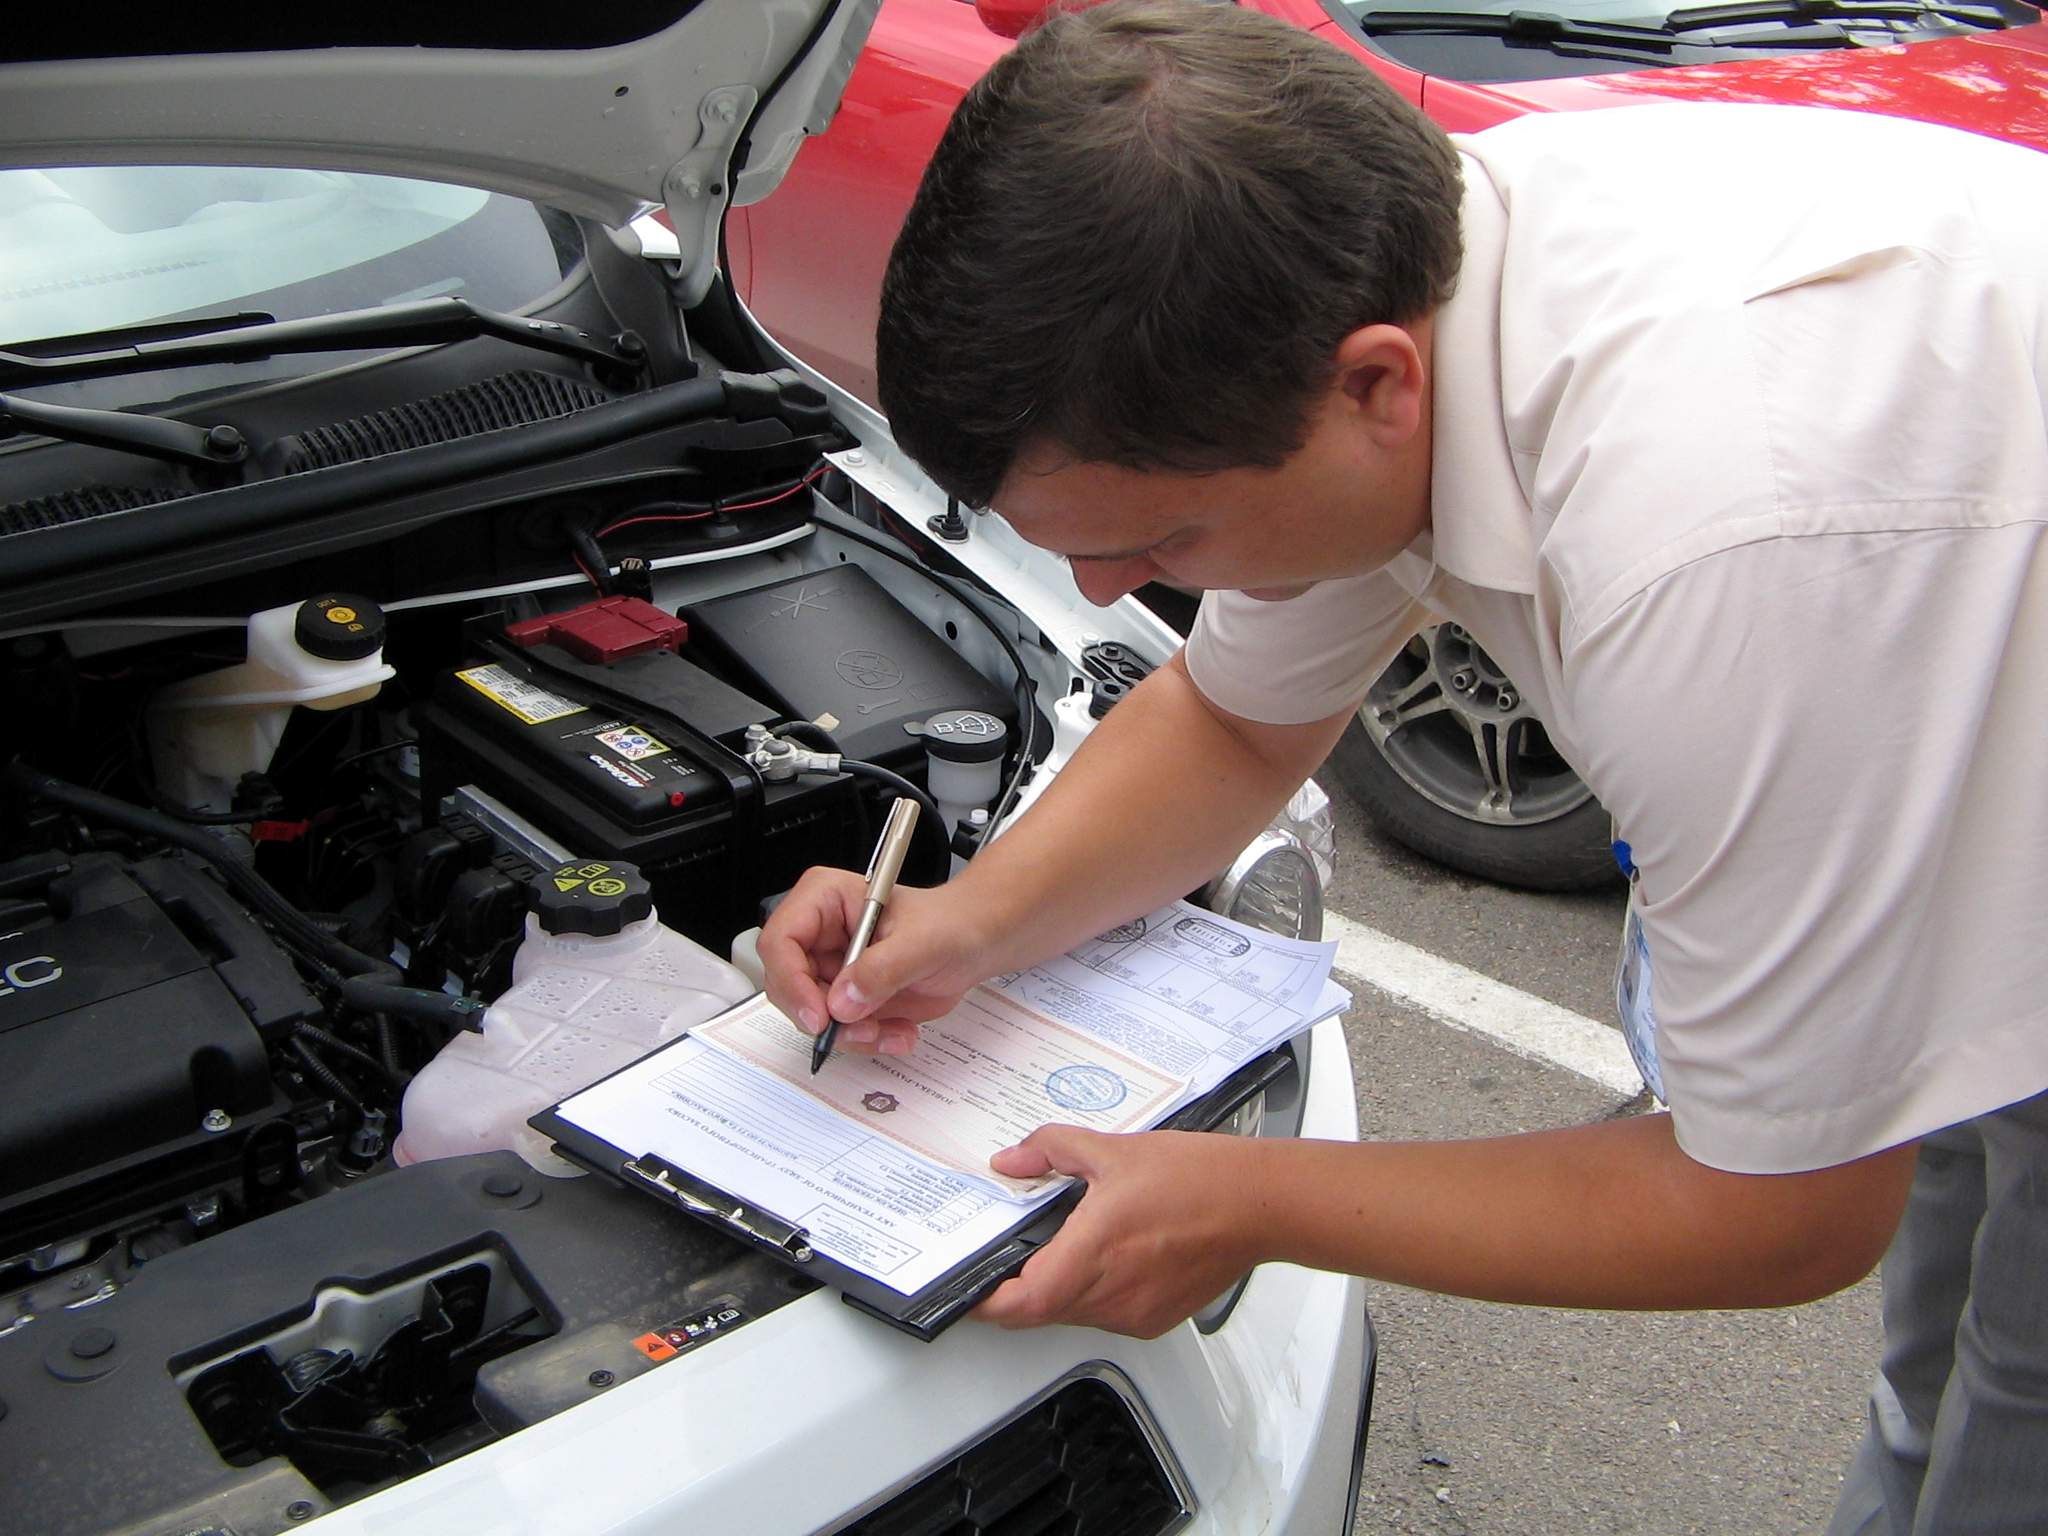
left=1046, top=1064, right=1128, bottom=1114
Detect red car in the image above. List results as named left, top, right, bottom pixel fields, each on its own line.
left=733, top=0, right=2048, bottom=889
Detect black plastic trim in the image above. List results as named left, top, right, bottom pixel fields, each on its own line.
left=1343, top=1301, right=1382, bottom=1533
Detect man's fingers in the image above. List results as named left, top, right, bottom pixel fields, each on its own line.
left=826, top=917, right=944, bottom=1022
left=760, top=872, right=863, bottom=1033
left=974, top=1231, right=1100, bottom=1329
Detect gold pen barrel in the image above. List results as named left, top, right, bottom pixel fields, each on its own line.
left=863, top=796, right=922, bottom=904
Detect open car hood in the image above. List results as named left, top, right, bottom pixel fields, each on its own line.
left=0, top=0, right=878, bottom=304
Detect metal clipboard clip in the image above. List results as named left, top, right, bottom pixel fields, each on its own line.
left=624, top=1155, right=815, bottom=1263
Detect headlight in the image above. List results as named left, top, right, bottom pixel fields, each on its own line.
left=1194, top=821, right=1329, bottom=1331
left=1204, top=829, right=1324, bottom=942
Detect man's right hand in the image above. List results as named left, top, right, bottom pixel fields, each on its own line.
left=759, top=866, right=992, bottom=1055
left=760, top=657, right=1354, bottom=1055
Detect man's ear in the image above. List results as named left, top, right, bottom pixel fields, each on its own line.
left=1331, top=322, right=1430, bottom=446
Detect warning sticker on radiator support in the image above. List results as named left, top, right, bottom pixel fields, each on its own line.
left=632, top=1304, right=748, bottom=1363
left=455, top=665, right=587, bottom=725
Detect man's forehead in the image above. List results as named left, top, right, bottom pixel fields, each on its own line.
left=992, top=454, right=1189, bottom=551
left=993, top=492, right=1177, bottom=561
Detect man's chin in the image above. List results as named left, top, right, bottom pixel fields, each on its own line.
left=1241, top=583, right=1315, bottom=602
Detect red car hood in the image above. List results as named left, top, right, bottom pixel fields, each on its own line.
left=1432, top=21, right=2048, bottom=148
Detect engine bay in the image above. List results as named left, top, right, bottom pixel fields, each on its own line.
left=0, top=341, right=1091, bottom=1533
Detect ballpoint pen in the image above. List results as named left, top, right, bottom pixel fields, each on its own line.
left=811, top=795, right=921, bottom=1074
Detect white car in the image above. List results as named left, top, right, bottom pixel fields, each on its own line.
left=0, top=7, right=1372, bottom=1534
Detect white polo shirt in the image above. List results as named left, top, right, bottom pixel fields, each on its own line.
left=1185, top=102, right=2048, bottom=1175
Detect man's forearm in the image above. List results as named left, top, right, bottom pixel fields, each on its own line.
left=952, top=654, right=1348, bottom=972
left=1242, top=1114, right=1917, bottom=1310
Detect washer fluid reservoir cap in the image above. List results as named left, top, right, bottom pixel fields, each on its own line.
left=916, top=709, right=1009, bottom=764
left=295, top=594, right=387, bottom=662
left=531, top=860, right=654, bottom=937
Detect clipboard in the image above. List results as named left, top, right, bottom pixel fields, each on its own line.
left=529, top=1039, right=1297, bottom=1342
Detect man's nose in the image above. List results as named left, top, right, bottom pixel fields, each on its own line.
left=1071, top=556, right=1154, bottom=607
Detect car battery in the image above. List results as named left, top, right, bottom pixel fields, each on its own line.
left=415, top=643, right=865, bottom=952
left=680, top=565, right=1016, bottom=768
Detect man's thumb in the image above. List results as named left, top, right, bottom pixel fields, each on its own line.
left=826, top=933, right=930, bottom=1021
left=990, top=1124, right=1098, bottom=1180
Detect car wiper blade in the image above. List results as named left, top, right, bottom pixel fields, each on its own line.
left=1663, top=0, right=2013, bottom=28
left=1352, top=9, right=1682, bottom=48
left=0, top=391, right=248, bottom=469
left=0, top=297, right=647, bottom=391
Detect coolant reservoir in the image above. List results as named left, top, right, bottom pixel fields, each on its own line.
left=149, top=594, right=395, bottom=812
left=393, top=861, right=754, bottom=1176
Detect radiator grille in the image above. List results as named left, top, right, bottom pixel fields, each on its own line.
left=282, top=369, right=610, bottom=471
left=842, top=1378, right=1188, bottom=1536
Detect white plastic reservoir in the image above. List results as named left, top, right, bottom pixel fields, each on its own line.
left=393, top=864, right=754, bottom=1176
left=149, top=594, right=396, bottom=813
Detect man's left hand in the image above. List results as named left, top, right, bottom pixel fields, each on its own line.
left=972, top=1126, right=1268, bottom=1338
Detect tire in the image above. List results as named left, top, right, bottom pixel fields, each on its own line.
left=1328, top=626, right=1619, bottom=892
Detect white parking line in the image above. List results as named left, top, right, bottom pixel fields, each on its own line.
left=1323, top=911, right=1645, bottom=1099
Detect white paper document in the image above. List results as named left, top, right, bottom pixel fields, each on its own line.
left=548, top=899, right=1349, bottom=1295
left=694, top=989, right=1184, bottom=1197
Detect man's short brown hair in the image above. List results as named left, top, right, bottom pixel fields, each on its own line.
left=876, top=0, right=1464, bottom=508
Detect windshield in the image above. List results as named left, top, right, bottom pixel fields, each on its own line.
left=0, top=166, right=577, bottom=406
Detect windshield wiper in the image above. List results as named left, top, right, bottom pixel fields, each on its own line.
left=1662, top=0, right=2014, bottom=28
left=0, top=297, right=647, bottom=392
left=1352, top=9, right=1683, bottom=49
left=0, top=391, right=248, bottom=469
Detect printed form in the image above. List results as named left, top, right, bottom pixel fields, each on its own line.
left=548, top=900, right=1349, bottom=1295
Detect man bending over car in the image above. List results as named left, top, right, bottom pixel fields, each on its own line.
left=760, top=3, right=2048, bottom=1529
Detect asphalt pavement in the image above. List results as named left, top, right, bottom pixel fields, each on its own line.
left=1322, top=786, right=1880, bottom=1536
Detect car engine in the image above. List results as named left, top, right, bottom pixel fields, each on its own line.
left=0, top=348, right=1054, bottom=1533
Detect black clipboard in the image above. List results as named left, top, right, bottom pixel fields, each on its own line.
left=529, top=1027, right=1297, bottom=1341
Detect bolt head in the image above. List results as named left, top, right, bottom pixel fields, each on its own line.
left=201, top=1109, right=231, bottom=1134
left=589, top=1369, right=615, bottom=1388
left=1497, top=693, right=1518, bottom=711
left=69, top=1327, right=116, bottom=1361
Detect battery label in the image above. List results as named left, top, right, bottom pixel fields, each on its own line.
left=587, top=753, right=648, bottom=788
left=456, top=665, right=588, bottom=725
left=596, top=725, right=671, bottom=761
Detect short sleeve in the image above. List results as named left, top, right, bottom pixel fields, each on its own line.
left=1183, top=573, right=1431, bottom=725
left=1568, top=524, right=2048, bottom=1174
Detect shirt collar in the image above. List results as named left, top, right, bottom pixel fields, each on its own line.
left=1424, top=152, right=1538, bottom=596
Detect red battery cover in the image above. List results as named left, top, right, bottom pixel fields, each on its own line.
left=503, top=597, right=689, bottom=664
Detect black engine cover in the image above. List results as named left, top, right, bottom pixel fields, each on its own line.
left=0, top=853, right=315, bottom=1253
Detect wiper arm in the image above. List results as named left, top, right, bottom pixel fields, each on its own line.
left=0, top=297, right=647, bottom=392
left=1353, top=8, right=1681, bottom=48
left=0, top=391, right=248, bottom=469
left=1663, top=0, right=2012, bottom=27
